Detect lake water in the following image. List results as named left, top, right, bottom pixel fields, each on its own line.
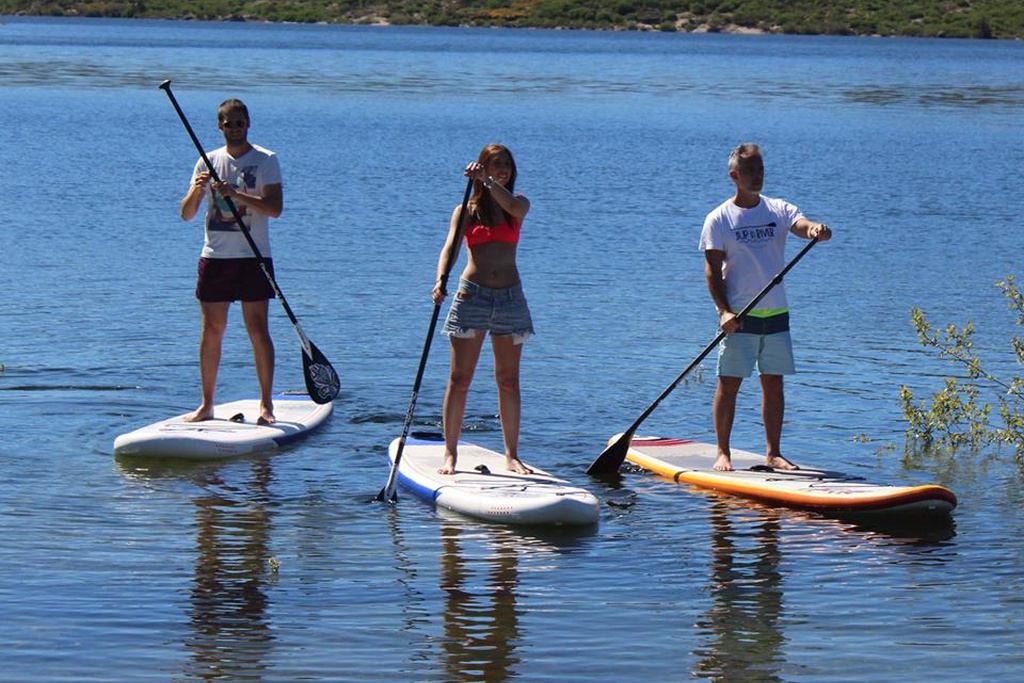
left=1, top=16, right=1023, bottom=682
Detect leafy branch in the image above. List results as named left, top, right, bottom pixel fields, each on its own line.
left=900, top=276, right=1024, bottom=462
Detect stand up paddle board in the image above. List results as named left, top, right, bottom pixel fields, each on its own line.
left=113, top=394, right=332, bottom=459
left=622, top=435, right=956, bottom=519
left=389, top=432, right=600, bottom=526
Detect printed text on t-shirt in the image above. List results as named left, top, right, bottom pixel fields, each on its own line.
left=732, top=221, right=777, bottom=243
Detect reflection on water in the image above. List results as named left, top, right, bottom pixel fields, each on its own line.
left=439, top=523, right=522, bottom=682
left=694, top=502, right=785, bottom=683
left=183, top=461, right=276, bottom=681
left=846, top=515, right=957, bottom=545
left=3, top=19, right=1021, bottom=116
left=117, top=457, right=277, bottom=681
left=843, top=85, right=1024, bottom=109
left=690, top=495, right=959, bottom=682
left=4, top=57, right=1021, bottom=114
left=388, top=512, right=597, bottom=683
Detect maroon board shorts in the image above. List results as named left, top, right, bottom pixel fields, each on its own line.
left=196, top=257, right=276, bottom=302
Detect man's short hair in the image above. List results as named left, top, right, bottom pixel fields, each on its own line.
left=217, top=98, right=249, bottom=124
left=728, top=142, right=761, bottom=171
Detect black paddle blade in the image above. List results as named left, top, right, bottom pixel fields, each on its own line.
left=374, top=486, right=398, bottom=504
left=586, top=432, right=633, bottom=477
left=302, top=341, right=340, bottom=405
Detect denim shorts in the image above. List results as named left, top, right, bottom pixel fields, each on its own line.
left=442, top=279, right=535, bottom=345
left=717, top=331, right=795, bottom=377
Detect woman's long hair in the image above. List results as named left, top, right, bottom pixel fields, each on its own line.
left=469, top=144, right=517, bottom=226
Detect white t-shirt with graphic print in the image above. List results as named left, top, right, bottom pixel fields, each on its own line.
left=698, top=195, right=803, bottom=313
left=192, top=144, right=281, bottom=259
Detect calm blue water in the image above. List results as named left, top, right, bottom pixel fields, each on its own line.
left=1, top=16, right=1023, bottom=682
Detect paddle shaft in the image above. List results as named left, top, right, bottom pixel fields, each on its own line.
left=377, top=176, right=475, bottom=502
left=586, top=237, right=819, bottom=476
left=159, top=80, right=338, bottom=404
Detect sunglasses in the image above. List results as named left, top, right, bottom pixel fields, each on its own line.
left=221, top=119, right=248, bottom=129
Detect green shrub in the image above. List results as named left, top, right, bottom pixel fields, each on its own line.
left=901, top=276, right=1024, bottom=462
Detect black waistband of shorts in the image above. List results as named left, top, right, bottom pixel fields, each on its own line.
left=736, top=311, right=790, bottom=335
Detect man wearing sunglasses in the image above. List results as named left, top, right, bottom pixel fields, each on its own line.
left=178, top=99, right=283, bottom=426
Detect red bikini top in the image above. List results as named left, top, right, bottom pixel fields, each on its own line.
left=463, top=216, right=521, bottom=248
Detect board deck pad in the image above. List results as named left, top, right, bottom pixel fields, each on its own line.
left=390, top=432, right=600, bottom=526
left=113, top=394, right=332, bottom=459
left=624, top=435, right=957, bottom=518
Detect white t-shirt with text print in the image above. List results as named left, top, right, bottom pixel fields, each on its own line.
left=699, top=195, right=803, bottom=314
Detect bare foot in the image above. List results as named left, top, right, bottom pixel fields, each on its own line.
left=712, top=452, right=734, bottom=471
left=766, top=455, right=800, bottom=471
left=183, top=407, right=214, bottom=423
left=506, top=457, right=533, bottom=475
left=258, top=402, right=275, bottom=425
left=438, top=453, right=457, bottom=475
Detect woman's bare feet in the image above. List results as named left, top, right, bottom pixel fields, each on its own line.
left=183, top=406, right=214, bottom=423
left=439, top=453, right=457, bottom=475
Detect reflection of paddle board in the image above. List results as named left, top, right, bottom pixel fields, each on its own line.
left=113, top=395, right=332, bottom=459
left=389, top=433, right=600, bottom=526
left=623, top=435, right=957, bottom=518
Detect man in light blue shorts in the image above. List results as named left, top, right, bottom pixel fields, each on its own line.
left=699, top=143, right=832, bottom=471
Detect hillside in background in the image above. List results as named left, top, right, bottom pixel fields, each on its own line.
left=2, top=1, right=1022, bottom=38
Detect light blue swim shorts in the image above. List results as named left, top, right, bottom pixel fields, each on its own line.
left=717, top=330, right=795, bottom=377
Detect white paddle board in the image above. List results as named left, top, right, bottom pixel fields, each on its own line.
left=623, top=435, right=957, bottom=519
left=113, top=394, right=332, bottom=459
left=389, top=432, right=600, bottom=526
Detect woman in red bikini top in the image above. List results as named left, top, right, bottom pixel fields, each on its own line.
left=431, top=144, right=533, bottom=477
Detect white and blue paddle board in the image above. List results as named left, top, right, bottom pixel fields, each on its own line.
left=389, top=432, right=600, bottom=526
left=113, top=394, right=332, bottom=459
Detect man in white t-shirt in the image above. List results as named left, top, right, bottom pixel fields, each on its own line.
left=178, top=99, right=283, bottom=426
left=698, top=143, right=832, bottom=471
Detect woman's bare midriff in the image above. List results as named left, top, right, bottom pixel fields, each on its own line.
left=462, top=242, right=520, bottom=289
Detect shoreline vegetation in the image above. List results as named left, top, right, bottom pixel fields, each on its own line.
left=1, top=1, right=1022, bottom=39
